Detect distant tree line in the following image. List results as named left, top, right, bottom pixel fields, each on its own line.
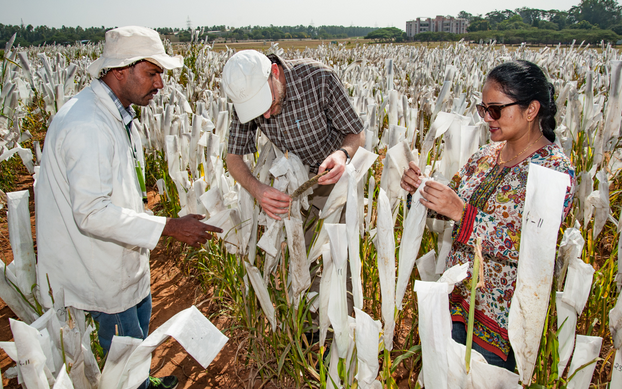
left=403, top=0, right=622, bottom=44
left=181, top=25, right=378, bottom=42
left=461, top=0, right=621, bottom=32
left=0, top=24, right=378, bottom=48
left=365, top=27, right=408, bottom=43
left=0, top=24, right=107, bottom=47
left=4, top=0, right=622, bottom=48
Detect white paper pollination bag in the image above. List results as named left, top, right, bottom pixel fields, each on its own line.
left=566, top=335, right=602, bottom=389
left=396, top=178, right=431, bottom=309
left=326, top=223, right=350, bottom=359
left=508, top=163, right=571, bottom=385
left=376, top=188, right=396, bottom=351
left=100, top=306, right=228, bottom=389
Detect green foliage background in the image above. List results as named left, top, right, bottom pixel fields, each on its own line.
left=409, top=0, right=622, bottom=44
left=4, top=0, right=622, bottom=47
left=0, top=24, right=379, bottom=47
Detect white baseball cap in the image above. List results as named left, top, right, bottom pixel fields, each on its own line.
left=88, top=26, right=183, bottom=78
left=221, top=50, right=272, bottom=124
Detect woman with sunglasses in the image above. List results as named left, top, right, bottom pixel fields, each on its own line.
left=401, top=60, right=575, bottom=371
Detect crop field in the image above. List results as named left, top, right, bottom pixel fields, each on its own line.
left=204, top=38, right=619, bottom=53
left=1, top=36, right=622, bottom=388
left=208, top=38, right=373, bottom=52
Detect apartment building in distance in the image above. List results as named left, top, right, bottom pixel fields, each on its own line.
left=405, top=15, right=469, bottom=38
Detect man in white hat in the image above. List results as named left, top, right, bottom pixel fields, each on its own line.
left=222, top=50, right=365, bottom=222
left=36, top=26, right=221, bottom=389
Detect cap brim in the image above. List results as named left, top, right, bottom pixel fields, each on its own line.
left=233, top=80, right=272, bottom=124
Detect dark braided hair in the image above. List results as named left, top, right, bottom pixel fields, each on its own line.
left=487, top=60, right=556, bottom=142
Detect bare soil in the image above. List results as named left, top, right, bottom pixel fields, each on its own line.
left=0, top=175, right=246, bottom=388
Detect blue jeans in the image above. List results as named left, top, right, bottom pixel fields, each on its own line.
left=89, top=293, right=152, bottom=354
left=452, top=321, right=516, bottom=372
left=89, top=294, right=152, bottom=389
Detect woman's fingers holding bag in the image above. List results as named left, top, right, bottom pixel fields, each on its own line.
left=419, top=181, right=464, bottom=222
left=400, top=161, right=423, bottom=194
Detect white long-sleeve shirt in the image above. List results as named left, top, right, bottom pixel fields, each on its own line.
left=36, top=80, right=166, bottom=313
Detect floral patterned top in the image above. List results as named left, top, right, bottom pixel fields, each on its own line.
left=447, top=141, right=575, bottom=360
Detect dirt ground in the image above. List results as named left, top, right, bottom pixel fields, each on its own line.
left=0, top=174, right=246, bottom=388
left=0, top=173, right=418, bottom=389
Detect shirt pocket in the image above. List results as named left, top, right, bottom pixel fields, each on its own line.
left=283, top=113, right=326, bottom=142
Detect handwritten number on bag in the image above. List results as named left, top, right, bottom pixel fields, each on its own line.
left=525, top=212, right=544, bottom=228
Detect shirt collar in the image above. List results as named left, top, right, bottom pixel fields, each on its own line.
left=98, top=79, right=136, bottom=127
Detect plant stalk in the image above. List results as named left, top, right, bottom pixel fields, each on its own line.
left=465, top=238, right=483, bottom=374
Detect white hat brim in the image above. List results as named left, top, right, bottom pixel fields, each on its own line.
left=233, top=80, right=273, bottom=124
left=88, top=54, right=183, bottom=78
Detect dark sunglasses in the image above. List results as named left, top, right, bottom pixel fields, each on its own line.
left=476, top=101, right=523, bottom=120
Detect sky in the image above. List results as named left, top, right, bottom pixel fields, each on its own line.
left=2, top=0, right=583, bottom=30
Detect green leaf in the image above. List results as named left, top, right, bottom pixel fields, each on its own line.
left=391, top=345, right=421, bottom=374
left=277, top=343, right=291, bottom=377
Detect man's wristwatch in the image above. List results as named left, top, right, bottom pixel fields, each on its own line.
left=338, top=148, right=351, bottom=164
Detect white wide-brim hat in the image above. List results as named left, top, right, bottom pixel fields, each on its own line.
left=88, top=26, right=183, bottom=78
left=221, top=50, right=272, bottom=124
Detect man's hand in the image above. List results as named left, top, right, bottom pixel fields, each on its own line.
left=400, top=161, right=423, bottom=194
left=226, top=153, right=291, bottom=221
left=419, top=181, right=464, bottom=222
left=162, top=214, right=223, bottom=248
left=318, top=150, right=347, bottom=185
left=252, top=183, right=291, bottom=220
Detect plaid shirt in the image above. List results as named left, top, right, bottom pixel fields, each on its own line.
left=98, top=79, right=136, bottom=129
left=227, top=57, right=364, bottom=173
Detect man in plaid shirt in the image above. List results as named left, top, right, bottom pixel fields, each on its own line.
left=222, top=50, right=365, bottom=220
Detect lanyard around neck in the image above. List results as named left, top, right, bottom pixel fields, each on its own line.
left=122, top=121, right=148, bottom=205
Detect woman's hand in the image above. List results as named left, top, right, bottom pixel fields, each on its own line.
left=400, top=161, right=423, bottom=194
left=419, top=180, right=465, bottom=222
